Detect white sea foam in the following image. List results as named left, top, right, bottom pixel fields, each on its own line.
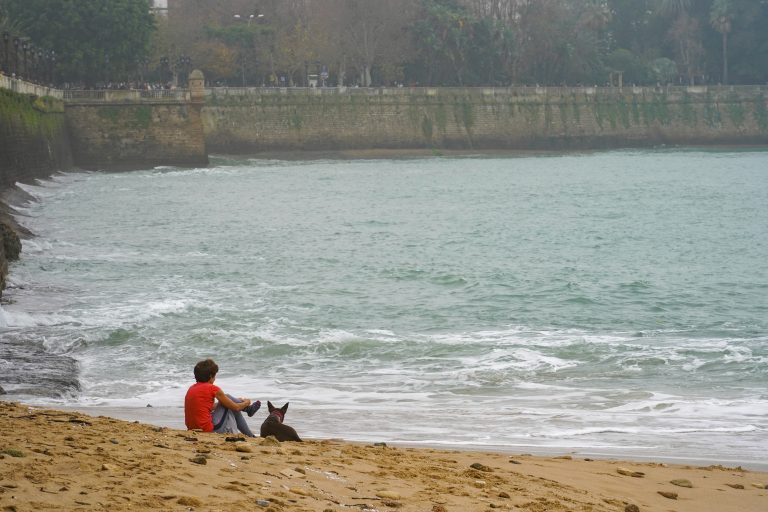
left=5, top=151, right=768, bottom=467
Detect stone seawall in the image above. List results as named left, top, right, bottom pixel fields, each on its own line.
left=65, top=102, right=208, bottom=171
left=202, top=86, right=768, bottom=153
left=0, top=88, right=73, bottom=297
left=0, top=89, right=72, bottom=190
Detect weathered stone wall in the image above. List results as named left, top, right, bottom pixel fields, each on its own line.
left=65, top=102, right=208, bottom=170
left=0, top=88, right=72, bottom=297
left=0, top=89, right=72, bottom=190
left=202, top=87, right=768, bottom=153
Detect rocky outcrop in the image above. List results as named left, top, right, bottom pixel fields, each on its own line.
left=0, top=220, right=21, bottom=298
left=1, top=87, right=71, bottom=298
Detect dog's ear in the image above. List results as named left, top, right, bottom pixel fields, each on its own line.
left=267, top=401, right=275, bottom=412
left=281, top=402, right=289, bottom=414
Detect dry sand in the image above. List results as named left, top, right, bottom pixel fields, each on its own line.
left=0, top=401, right=765, bottom=512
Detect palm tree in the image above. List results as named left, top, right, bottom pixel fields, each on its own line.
left=655, top=0, right=691, bottom=16
left=710, top=0, right=733, bottom=84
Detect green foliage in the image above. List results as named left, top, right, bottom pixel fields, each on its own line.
left=544, top=101, right=554, bottom=130
left=97, top=107, right=121, bottom=123
left=410, top=0, right=513, bottom=86
left=520, top=102, right=541, bottom=126
left=639, top=94, right=671, bottom=125
left=32, top=96, right=65, bottom=114
left=605, top=49, right=650, bottom=85
left=656, top=96, right=669, bottom=124
left=617, top=96, right=631, bottom=129
left=704, top=92, right=722, bottom=127
left=754, top=94, right=768, bottom=132
left=631, top=96, right=641, bottom=125
left=651, top=58, right=679, bottom=85
left=724, top=96, right=745, bottom=128
left=460, top=99, right=473, bottom=131
left=434, top=103, right=448, bottom=133
left=135, top=105, right=152, bottom=128
left=3, top=0, right=155, bottom=84
left=726, top=100, right=745, bottom=128
left=571, top=94, right=581, bottom=124
left=421, top=115, right=434, bottom=140
left=558, top=101, right=569, bottom=128
left=0, top=88, right=64, bottom=135
left=0, top=448, right=24, bottom=457
left=679, top=92, right=697, bottom=124
left=289, top=109, right=302, bottom=130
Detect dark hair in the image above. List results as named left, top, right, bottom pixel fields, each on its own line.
left=194, top=359, right=218, bottom=383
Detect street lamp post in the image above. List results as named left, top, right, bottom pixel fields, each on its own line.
left=50, top=50, right=56, bottom=85
left=234, top=13, right=264, bottom=26
left=44, top=50, right=51, bottom=85
left=2, top=33, right=9, bottom=73
left=36, top=49, right=43, bottom=83
left=13, top=37, right=20, bottom=76
left=22, top=40, right=28, bottom=78
left=233, top=12, right=265, bottom=87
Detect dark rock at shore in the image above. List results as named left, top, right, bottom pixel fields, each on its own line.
left=0, top=220, right=22, bottom=299
left=1, top=221, right=21, bottom=261
left=0, top=384, right=5, bottom=394
left=0, top=246, right=6, bottom=295
left=0, top=333, right=81, bottom=397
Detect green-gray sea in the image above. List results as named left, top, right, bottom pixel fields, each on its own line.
left=1, top=149, right=766, bottom=467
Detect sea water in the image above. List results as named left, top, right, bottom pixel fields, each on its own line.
left=1, top=149, right=767, bottom=468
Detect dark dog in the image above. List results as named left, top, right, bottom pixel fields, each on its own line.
left=260, top=401, right=302, bottom=442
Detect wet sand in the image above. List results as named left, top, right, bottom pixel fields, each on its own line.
left=1, top=401, right=766, bottom=511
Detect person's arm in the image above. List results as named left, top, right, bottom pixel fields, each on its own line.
left=215, top=389, right=251, bottom=411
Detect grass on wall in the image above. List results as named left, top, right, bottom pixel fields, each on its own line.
left=0, top=89, right=65, bottom=137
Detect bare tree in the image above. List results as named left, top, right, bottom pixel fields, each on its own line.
left=317, top=0, right=412, bottom=87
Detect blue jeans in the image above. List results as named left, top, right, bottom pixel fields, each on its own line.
left=212, top=394, right=255, bottom=437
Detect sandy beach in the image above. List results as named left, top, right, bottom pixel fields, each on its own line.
left=0, top=401, right=765, bottom=511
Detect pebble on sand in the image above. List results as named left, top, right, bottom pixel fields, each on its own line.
left=260, top=436, right=281, bottom=446
left=670, top=479, right=693, bottom=488
left=376, top=491, right=401, bottom=500
left=617, top=468, right=645, bottom=478
left=658, top=491, right=678, bottom=500
left=624, top=504, right=640, bottom=512
left=177, top=496, right=202, bottom=507
left=280, top=468, right=305, bottom=479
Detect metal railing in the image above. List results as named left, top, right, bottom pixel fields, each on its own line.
left=3, top=73, right=766, bottom=103
left=205, top=84, right=768, bottom=99
left=61, top=88, right=190, bottom=102
left=0, top=73, right=63, bottom=98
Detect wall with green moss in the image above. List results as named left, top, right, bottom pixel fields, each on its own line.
left=202, top=87, right=768, bottom=153
left=65, top=102, right=208, bottom=170
left=0, top=88, right=72, bottom=189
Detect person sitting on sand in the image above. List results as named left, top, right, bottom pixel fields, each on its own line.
left=184, top=358, right=261, bottom=437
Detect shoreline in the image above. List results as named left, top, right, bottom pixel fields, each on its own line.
left=212, top=145, right=768, bottom=162
left=58, top=404, right=768, bottom=473
left=1, top=401, right=766, bottom=512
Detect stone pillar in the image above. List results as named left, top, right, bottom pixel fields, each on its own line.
left=189, top=69, right=205, bottom=103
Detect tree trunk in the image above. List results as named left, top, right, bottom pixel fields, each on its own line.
left=722, top=31, right=728, bottom=85
left=364, top=65, right=372, bottom=87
